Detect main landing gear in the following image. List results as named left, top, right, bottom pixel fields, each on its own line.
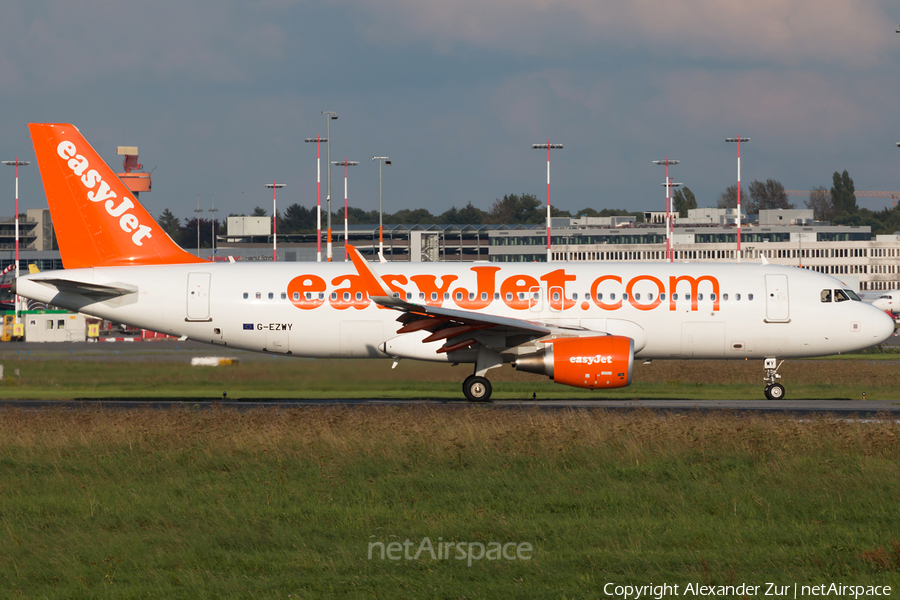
left=463, top=375, right=492, bottom=402
left=763, top=358, right=785, bottom=400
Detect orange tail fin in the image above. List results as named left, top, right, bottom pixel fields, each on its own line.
left=28, top=123, right=204, bottom=268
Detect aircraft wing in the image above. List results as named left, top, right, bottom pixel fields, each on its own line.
left=348, top=245, right=591, bottom=354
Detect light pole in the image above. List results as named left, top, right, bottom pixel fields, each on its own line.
left=372, top=156, right=392, bottom=260
left=305, top=135, right=328, bottom=262
left=726, top=137, right=750, bottom=263
left=194, top=194, right=203, bottom=257
left=332, top=159, right=358, bottom=261
left=653, top=158, right=679, bottom=262
left=265, top=182, right=285, bottom=262
left=532, top=141, right=563, bottom=262
left=322, top=111, right=338, bottom=261
left=2, top=158, right=29, bottom=333
left=661, top=180, right=682, bottom=261
left=209, top=194, right=218, bottom=258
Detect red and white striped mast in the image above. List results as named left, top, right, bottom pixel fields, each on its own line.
left=305, top=135, right=328, bottom=262
left=653, top=158, right=679, bottom=262
left=532, top=141, right=563, bottom=262
left=264, top=182, right=285, bottom=262
left=2, top=158, right=29, bottom=332
left=332, top=158, right=358, bottom=261
left=726, top=137, right=749, bottom=263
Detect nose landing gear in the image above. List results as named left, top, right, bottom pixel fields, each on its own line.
left=763, top=358, right=785, bottom=400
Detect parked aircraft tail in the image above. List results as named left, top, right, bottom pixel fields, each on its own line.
left=28, top=123, right=204, bottom=268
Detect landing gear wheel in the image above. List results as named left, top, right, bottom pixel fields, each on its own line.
left=764, top=385, right=772, bottom=400
left=767, top=383, right=785, bottom=400
left=463, top=375, right=492, bottom=403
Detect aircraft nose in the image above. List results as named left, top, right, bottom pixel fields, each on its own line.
left=872, top=307, right=896, bottom=344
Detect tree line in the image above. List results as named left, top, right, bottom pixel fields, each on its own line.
left=154, top=195, right=645, bottom=248
left=155, top=170, right=900, bottom=248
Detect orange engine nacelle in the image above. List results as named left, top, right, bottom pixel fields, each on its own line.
left=513, top=335, right=634, bottom=389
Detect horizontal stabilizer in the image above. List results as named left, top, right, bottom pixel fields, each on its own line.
left=26, top=277, right=137, bottom=299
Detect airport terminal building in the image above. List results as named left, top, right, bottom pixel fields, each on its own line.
left=3, top=209, right=900, bottom=293
left=488, top=210, right=900, bottom=292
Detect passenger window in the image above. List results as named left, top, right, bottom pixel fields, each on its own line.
left=736, top=294, right=741, bottom=301
left=622, top=293, right=628, bottom=300
left=481, top=292, right=488, bottom=301
left=748, top=294, right=754, bottom=301
left=330, top=292, right=337, bottom=301
left=659, top=293, right=665, bottom=301
left=634, top=293, right=641, bottom=301
left=821, top=289, right=832, bottom=303
left=455, top=292, right=463, bottom=301
left=268, top=292, right=274, bottom=300
left=506, top=292, right=513, bottom=301
left=243, top=292, right=248, bottom=300
left=343, top=292, right=350, bottom=301
left=698, top=294, right=704, bottom=301
left=430, top=292, right=437, bottom=301
left=672, top=293, right=678, bottom=301
left=722, top=293, right=728, bottom=301
left=281, top=292, right=287, bottom=300
left=355, top=292, right=362, bottom=300
left=710, top=293, right=716, bottom=301
left=406, top=293, right=412, bottom=300
left=255, top=292, right=261, bottom=300
left=610, top=293, right=616, bottom=301
left=597, top=293, right=603, bottom=300
left=685, top=293, right=691, bottom=301
left=552, top=291, right=560, bottom=301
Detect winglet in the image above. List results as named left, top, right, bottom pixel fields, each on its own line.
left=347, top=244, right=395, bottom=298
left=28, top=123, right=205, bottom=268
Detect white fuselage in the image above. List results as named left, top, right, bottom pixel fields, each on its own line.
left=16, top=261, right=895, bottom=360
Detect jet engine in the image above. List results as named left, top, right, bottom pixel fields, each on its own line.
left=513, top=335, right=634, bottom=389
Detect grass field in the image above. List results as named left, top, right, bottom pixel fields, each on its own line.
left=1, top=351, right=898, bottom=400
left=0, top=407, right=898, bottom=598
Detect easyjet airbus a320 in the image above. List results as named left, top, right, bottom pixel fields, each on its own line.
left=14, top=124, right=896, bottom=401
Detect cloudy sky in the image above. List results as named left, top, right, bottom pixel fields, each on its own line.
left=1, top=1, right=899, bottom=223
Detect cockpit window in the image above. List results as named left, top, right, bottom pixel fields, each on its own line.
left=820, top=289, right=831, bottom=303
left=834, top=289, right=850, bottom=302
left=844, top=289, right=861, bottom=301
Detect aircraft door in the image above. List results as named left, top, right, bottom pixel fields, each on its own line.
left=765, top=274, right=790, bottom=322
left=186, top=272, right=211, bottom=321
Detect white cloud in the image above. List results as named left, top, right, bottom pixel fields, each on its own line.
left=349, top=0, right=894, bottom=67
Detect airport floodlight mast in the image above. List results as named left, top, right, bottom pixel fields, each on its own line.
left=209, top=195, right=218, bottom=258
left=194, top=194, right=203, bottom=257
left=2, top=158, right=29, bottom=332
left=532, top=142, right=563, bottom=262
left=322, top=111, right=338, bottom=261
left=372, top=156, right=392, bottom=259
left=265, top=182, right=286, bottom=262
left=332, top=159, right=358, bottom=261
left=661, top=180, right=682, bottom=261
left=652, top=158, right=679, bottom=262
left=305, top=135, right=328, bottom=262
left=725, top=137, right=749, bottom=263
